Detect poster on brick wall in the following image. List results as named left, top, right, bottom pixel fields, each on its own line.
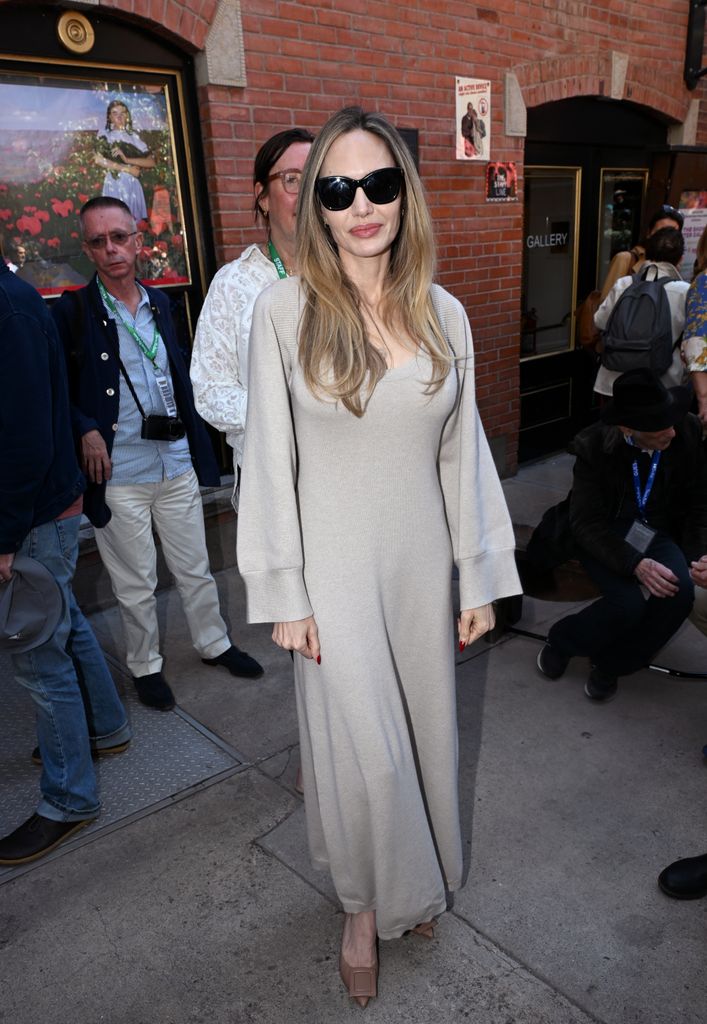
left=455, top=77, right=490, bottom=161
left=486, top=162, right=518, bottom=202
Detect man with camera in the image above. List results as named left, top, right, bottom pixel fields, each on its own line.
left=52, top=197, right=262, bottom=712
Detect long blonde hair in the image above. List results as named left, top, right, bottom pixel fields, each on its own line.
left=296, top=107, right=450, bottom=417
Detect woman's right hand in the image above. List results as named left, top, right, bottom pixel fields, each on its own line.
left=273, top=616, right=320, bottom=662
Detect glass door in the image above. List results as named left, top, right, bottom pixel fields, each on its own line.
left=519, top=167, right=581, bottom=456
left=596, top=169, right=648, bottom=286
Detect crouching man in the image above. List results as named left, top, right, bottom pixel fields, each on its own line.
left=537, top=369, right=707, bottom=701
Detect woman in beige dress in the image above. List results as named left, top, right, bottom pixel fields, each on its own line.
left=237, top=106, right=519, bottom=1007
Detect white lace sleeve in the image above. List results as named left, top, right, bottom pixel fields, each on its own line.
left=190, top=245, right=278, bottom=463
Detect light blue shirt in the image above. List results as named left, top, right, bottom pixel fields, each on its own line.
left=102, top=283, right=193, bottom=485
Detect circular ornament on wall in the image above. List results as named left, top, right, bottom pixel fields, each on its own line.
left=56, top=11, right=95, bottom=55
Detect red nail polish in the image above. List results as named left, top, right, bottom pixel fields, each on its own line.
left=316, top=655, right=321, bottom=665
left=459, top=641, right=466, bottom=652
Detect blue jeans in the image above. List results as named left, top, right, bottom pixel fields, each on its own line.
left=549, top=530, right=694, bottom=677
left=11, top=516, right=131, bottom=822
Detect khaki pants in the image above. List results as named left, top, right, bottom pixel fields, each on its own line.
left=95, top=469, right=230, bottom=677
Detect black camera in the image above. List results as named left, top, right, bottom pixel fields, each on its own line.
left=141, top=415, right=186, bottom=441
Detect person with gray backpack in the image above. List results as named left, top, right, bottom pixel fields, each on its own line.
left=594, top=227, right=689, bottom=399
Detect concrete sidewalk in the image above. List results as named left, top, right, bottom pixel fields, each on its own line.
left=1, top=456, right=706, bottom=1024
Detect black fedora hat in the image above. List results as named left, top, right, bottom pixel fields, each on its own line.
left=602, top=369, right=692, bottom=431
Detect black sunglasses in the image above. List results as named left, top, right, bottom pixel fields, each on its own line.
left=315, top=167, right=404, bottom=211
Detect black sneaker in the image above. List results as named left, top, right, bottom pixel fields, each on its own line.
left=536, top=643, right=570, bottom=680
left=585, top=665, right=618, bottom=702
left=0, top=813, right=94, bottom=866
left=202, top=644, right=264, bottom=679
left=31, top=739, right=130, bottom=766
left=133, top=671, right=176, bottom=711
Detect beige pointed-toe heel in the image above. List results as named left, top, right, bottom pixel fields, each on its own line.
left=411, top=918, right=437, bottom=940
left=339, top=951, right=378, bottom=1008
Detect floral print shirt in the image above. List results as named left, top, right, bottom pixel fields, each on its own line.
left=684, top=271, right=707, bottom=372
left=190, top=244, right=278, bottom=466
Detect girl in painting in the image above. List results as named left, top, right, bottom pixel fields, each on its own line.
left=95, top=100, right=155, bottom=223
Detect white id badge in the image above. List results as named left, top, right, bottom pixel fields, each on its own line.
left=625, top=519, right=656, bottom=554
left=153, top=369, right=178, bottom=418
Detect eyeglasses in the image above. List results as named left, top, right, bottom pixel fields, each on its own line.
left=266, top=169, right=302, bottom=195
left=658, top=205, right=684, bottom=229
left=84, top=230, right=137, bottom=250
left=315, top=167, right=404, bottom=212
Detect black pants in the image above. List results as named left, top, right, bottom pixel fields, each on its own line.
left=548, top=531, right=694, bottom=677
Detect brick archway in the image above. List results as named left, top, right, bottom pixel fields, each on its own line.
left=57, top=0, right=217, bottom=53
left=512, top=51, right=691, bottom=126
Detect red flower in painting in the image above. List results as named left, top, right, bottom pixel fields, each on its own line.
left=23, top=205, right=37, bottom=214
left=171, top=234, right=183, bottom=250
left=36, top=210, right=50, bottom=224
left=78, top=194, right=89, bottom=204
left=50, top=198, right=74, bottom=217
left=70, top=231, right=79, bottom=239
left=0, top=209, right=11, bottom=221
left=16, top=215, right=42, bottom=236
left=46, top=237, right=60, bottom=249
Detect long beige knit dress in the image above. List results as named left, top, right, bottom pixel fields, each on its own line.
left=237, top=277, right=520, bottom=940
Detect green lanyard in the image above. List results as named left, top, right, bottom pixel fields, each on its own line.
left=98, top=279, right=160, bottom=365
left=267, top=240, right=289, bottom=280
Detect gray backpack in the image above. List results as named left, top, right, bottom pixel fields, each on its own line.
left=600, top=265, right=675, bottom=374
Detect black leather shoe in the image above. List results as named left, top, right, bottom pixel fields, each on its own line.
left=133, top=672, right=175, bottom=711
left=536, top=643, right=569, bottom=680
left=585, top=665, right=618, bottom=702
left=31, top=739, right=130, bottom=766
left=658, top=853, right=707, bottom=899
left=202, top=645, right=264, bottom=679
left=0, top=813, right=94, bottom=866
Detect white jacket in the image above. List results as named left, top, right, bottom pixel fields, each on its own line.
left=190, top=244, right=278, bottom=465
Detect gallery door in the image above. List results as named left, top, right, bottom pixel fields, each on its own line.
left=519, top=98, right=668, bottom=462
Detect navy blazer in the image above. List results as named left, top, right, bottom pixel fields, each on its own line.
left=0, top=262, right=85, bottom=551
left=52, top=275, right=220, bottom=527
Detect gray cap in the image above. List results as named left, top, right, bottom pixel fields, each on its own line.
left=0, top=555, right=64, bottom=653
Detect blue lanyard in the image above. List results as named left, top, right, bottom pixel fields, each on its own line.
left=631, top=450, right=661, bottom=521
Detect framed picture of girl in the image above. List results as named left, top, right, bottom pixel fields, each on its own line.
left=0, top=70, right=191, bottom=297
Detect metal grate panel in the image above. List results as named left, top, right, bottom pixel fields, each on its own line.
left=0, top=653, right=244, bottom=882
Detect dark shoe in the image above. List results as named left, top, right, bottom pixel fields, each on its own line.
left=202, top=644, right=264, bottom=679
left=31, top=739, right=130, bottom=766
left=584, top=665, right=618, bottom=702
left=536, top=643, right=569, bottom=680
left=658, top=853, right=707, bottom=899
left=0, top=813, right=94, bottom=866
left=133, top=671, right=175, bottom=711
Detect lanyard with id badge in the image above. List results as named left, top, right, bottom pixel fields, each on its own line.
left=99, top=280, right=185, bottom=441
left=625, top=447, right=661, bottom=554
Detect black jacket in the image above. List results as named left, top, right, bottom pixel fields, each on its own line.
left=0, top=262, right=84, bottom=552
left=51, top=275, right=220, bottom=527
left=569, top=416, right=707, bottom=576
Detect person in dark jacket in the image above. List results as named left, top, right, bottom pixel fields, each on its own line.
left=52, top=197, right=263, bottom=712
left=0, top=251, right=131, bottom=867
left=537, top=369, right=707, bottom=701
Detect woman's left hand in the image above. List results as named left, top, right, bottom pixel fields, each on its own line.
left=458, top=604, right=495, bottom=649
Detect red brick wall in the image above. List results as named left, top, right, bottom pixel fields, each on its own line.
left=5, top=0, right=707, bottom=469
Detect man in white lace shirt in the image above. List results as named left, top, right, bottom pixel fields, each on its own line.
left=191, top=128, right=313, bottom=497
